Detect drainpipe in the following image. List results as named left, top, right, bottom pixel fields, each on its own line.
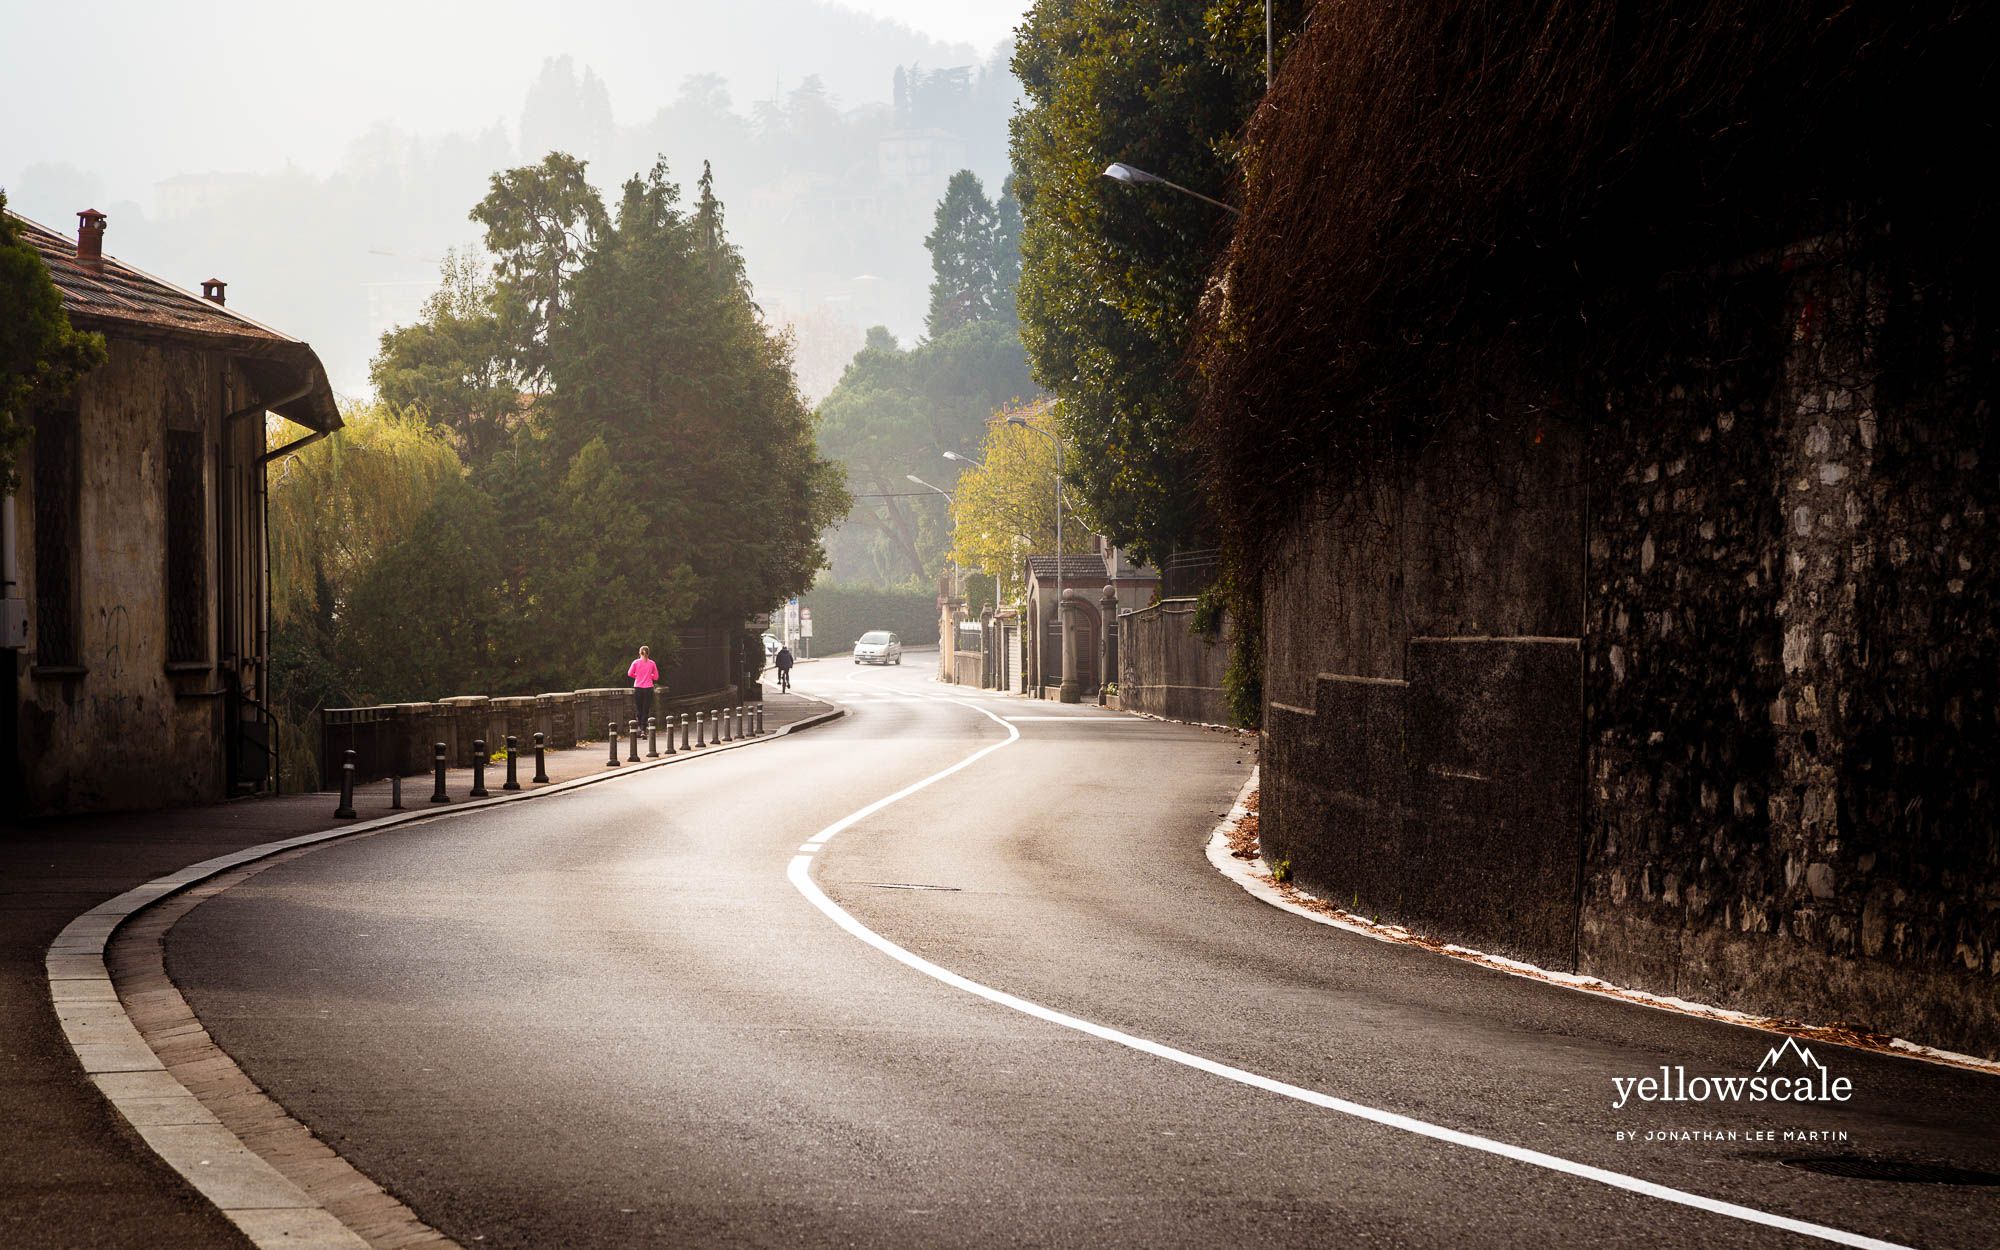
left=2, top=492, right=23, bottom=648
left=228, top=372, right=320, bottom=794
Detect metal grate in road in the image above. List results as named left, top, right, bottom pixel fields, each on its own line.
left=1781, top=1156, right=2000, bottom=1185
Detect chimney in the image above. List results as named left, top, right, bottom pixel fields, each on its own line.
left=201, top=279, right=227, bottom=306
left=75, top=209, right=107, bottom=274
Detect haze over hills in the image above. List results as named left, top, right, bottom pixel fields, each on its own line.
left=0, top=0, right=1025, bottom=399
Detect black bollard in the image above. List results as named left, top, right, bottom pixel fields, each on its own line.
left=607, top=722, right=621, bottom=767
left=665, top=713, right=677, bottom=755
left=647, top=717, right=659, bottom=758
left=430, top=742, right=449, bottom=803
left=758, top=704, right=766, bottom=734
left=754, top=704, right=764, bottom=735
left=391, top=772, right=404, bottom=809
left=720, top=705, right=733, bottom=743
left=503, top=735, right=521, bottom=790
left=679, top=712, right=690, bottom=751
left=627, top=719, right=641, bottom=763
left=695, top=710, right=706, bottom=748
left=470, top=740, right=489, bottom=797
left=532, top=732, right=549, bottom=783
left=334, top=749, right=358, bottom=819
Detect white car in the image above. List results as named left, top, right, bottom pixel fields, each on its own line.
left=762, top=632, right=780, bottom=658
left=853, top=631, right=902, bottom=665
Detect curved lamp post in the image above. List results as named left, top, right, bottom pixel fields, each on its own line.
left=1102, top=162, right=1241, bottom=216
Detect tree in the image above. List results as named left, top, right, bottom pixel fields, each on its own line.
left=1010, top=0, right=1301, bottom=561
left=816, top=319, right=1037, bottom=585
left=949, top=401, right=1095, bottom=605
left=369, top=250, right=520, bottom=465
left=471, top=152, right=609, bottom=387
left=545, top=159, right=847, bottom=627
left=925, top=171, right=1000, bottom=336
left=0, top=192, right=105, bottom=485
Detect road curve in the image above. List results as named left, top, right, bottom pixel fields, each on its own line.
left=167, top=662, right=2000, bottom=1249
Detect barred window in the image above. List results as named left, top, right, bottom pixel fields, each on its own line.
left=32, top=407, right=80, bottom=669
left=165, top=429, right=209, bottom=664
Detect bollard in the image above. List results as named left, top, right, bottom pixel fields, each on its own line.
left=738, top=703, right=749, bottom=738
left=334, top=749, right=358, bottom=819
left=695, top=710, right=706, bottom=748
left=532, top=732, right=549, bottom=783
left=471, top=740, right=489, bottom=797
left=628, top=719, right=641, bottom=763
left=647, top=717, right=659, bottom=758
left=679, top=712, right=691, bottom=751
left=755, top=704, right=765, bottom=735
left=503, top=735, right=521, bottom=791
left=607, top=722, right=621, bottom=767
left=665, top=713, right=677, bottom=755
left=391, top=772, right=404, bottom=810
left=430, top=742, right=449, bottom=803
left=720, top=705, right=733, bottom=743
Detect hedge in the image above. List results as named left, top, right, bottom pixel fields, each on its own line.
left=798, top=584, right=938, bottom=654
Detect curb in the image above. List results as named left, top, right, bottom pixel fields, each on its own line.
left=45, top=701, right=845, bottom=1250
left=1202, top=769, right=2000, bottom=1079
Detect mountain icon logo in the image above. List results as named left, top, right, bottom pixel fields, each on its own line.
left=1755, top=1037, right=1825, bottom=1073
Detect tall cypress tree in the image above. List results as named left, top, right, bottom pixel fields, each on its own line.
left=924, top=171, right=1000, bottom=337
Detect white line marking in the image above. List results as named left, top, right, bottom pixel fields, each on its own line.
left=786, top=699, right=1911, bottom=1250
left=1000, top=716, right=1144, bottom=723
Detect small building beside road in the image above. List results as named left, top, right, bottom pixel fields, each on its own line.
left=2, top=209, right=340, bottom=816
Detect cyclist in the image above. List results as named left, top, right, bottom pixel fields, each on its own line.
left=774, top=644, right=794, bottom=693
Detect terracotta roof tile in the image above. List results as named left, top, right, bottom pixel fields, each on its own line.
left=8, top=209, right=341, bottom=431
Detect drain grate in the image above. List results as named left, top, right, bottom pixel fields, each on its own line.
left=1782, top=1156, right=2000, bottom=1186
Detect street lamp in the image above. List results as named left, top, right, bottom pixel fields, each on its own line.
left=905, top=473, right=953, bottom=502
left=1102, top=162, right=1240, bottom=216
left=1005, top=415, right=1077, bottom=703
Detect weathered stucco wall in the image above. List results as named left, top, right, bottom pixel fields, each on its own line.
left=14, top=339, right=263, bottom=813
left=1117, top=598, right=1232, bottom=725
left=1262, top=237, right=2000, bottom=1056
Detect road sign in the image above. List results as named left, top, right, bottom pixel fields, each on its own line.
left=801, top=609, right=813, bottom=639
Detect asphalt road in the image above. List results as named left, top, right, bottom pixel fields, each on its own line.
left=168, top=661, right=2000, bottom=1249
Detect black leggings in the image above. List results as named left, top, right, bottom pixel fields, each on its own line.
left=635, top=686, right=655, bottom=725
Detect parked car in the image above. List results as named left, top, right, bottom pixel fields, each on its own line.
left=853, top=631, right=902, bottom=665
left=762, top=632, right=781, bottom=658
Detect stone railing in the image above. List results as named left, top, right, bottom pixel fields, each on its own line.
left=321, top=683, right=740, bottom=788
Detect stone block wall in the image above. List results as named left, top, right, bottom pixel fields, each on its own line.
left=1261, top=234, right=1999, bottom=1056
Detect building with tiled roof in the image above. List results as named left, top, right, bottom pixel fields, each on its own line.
left=4, top=208, right=341, bottom=815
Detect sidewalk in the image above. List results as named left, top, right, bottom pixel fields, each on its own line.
left=0, top=693, right=833, bottom=1250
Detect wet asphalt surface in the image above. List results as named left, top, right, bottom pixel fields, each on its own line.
left=168, top=662, right=2000, bottom=1249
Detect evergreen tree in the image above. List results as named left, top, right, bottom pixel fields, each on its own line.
left=924, top=171, right=1000, bottom=337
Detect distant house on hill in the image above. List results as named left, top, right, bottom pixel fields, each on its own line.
left=2, top=208, right=340, bottom=815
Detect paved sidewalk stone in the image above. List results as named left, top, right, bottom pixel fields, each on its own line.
left=0, top=693, right=831, bottom=1250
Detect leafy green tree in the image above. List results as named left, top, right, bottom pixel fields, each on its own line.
left=925, top=171, right=1001, bottom=336
left=817, top=319, right=1037, bottom=584
left=1011, top=0, right=1299, bottom=561
left=340, top=474, right=505, bottom=702
left=0, top=192, right=105, bottom=485
left=369, top=250, right=520, bottom=465
left=471, top=152, right=609, bottom=387
left=546, top=159, right=847, bottom=628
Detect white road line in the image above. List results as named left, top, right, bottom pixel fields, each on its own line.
left=786, top=699, right=1911, bottom=1250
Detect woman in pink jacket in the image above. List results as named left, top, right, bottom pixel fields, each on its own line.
left=628, top=645, right=660, bottom=729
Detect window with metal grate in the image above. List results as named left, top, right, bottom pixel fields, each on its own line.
left=32, top=407, right=80, bottom=669
left=165, top=428, right=208, bottom=665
